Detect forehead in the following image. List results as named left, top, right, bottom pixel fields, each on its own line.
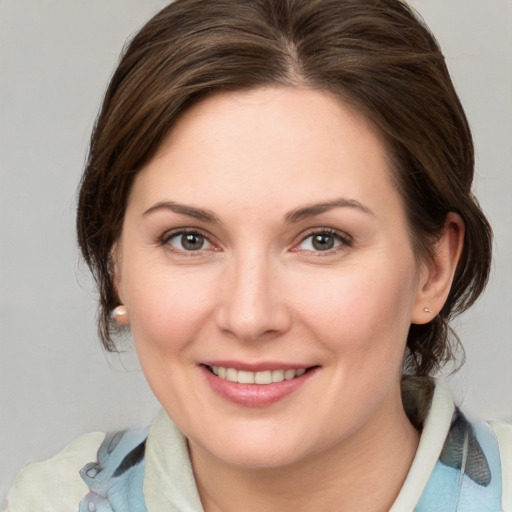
left=129, top=86, right=401, bottom=223
left=162, top=87, right=385, bottom=163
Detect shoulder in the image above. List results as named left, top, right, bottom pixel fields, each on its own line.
left=426, top=410, right=512, bottom=512
left=394, top=379, right=512, bottom=512
left=4, top=432, right=105, bottom=512
left=79, top=428, right=149, bottom=511
left=488, top=418, right=512, bottom=457
left=488, top=420, right=512, bottom=511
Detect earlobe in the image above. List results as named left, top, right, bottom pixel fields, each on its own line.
left=113, top=305, right=130, bottom=326
left=411, top=213, right=464, bottom=324
left=111, top=244, right=130, bottom=326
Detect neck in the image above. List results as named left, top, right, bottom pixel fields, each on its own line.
left=190, top=386, right=420, bottom=512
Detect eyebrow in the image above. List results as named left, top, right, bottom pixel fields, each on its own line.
left=143, top=197, right=373, bottom=225
left=143, top=201, right=221, bottom=224
left=284, top=198, right=374, bottom=223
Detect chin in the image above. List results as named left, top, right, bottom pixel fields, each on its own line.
left=207, top=443, right=308, bottom=470
left=187, top=420, right=324, bottom=470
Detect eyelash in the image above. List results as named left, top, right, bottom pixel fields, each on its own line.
left=160, top=227, right=353, bottom=256
left=294, top=228, right=353, bottom=255
left=161, top=228, right=217, bottom=256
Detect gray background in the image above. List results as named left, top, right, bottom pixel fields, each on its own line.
left=1, top=0, right=511, bottom=503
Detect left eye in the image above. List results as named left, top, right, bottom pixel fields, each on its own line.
left=298, top=232, right=346, bottom=252
left=167, top=232, right=213, bottom=251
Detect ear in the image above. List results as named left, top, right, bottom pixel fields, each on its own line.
left=111, top=242, right=131, bottom=326
left=111, top=242, right=122, bottom=299
left=411, top=213, right=464, bottom=324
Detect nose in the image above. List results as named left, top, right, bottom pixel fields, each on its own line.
left=215, top=252, right=292, bottom=342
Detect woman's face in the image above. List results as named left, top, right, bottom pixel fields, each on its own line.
left=116, top=87, right=427, bottom=468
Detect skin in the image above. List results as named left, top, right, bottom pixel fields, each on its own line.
left=115, top=86, right=463, bottom=511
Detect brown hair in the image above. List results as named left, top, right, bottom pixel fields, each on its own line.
left=77, top=0, right=492, bottom=376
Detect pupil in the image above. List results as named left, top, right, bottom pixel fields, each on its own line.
left=182, top=233, right=204, bottom=250
left=313, top=234, right=334, bottom=251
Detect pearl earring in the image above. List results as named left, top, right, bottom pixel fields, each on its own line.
left=423, top=307, right=432, bottom=313
left=113, top=305, right=129, bottom=325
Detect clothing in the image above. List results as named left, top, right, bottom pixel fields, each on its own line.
left=4, top=380, right=512, bottom=511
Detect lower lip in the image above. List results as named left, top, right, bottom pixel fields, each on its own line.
left=200, top=366, right=316, bottom=408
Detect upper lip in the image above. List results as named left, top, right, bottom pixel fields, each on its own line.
left=200, top=360, right=315, bottom=372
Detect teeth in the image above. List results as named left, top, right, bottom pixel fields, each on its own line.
left=271, top=369, right=284, bottom=383
left=254, top=370, right=271, bottom=384
left=238, top=370, right=255, bottom=384
left=284, top=369, right=296, bottom=380
left=208, top=366, right=307, bottom=384
left=226, top=368, right=237, bottom=382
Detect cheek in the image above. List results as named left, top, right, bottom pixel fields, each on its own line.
left=124, top=268, right=216, bottom=357
left=124, top=270, right=219, bottom=414
left=293, top=258, right=417, bottom=358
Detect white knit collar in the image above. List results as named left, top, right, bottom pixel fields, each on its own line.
left=143, top=409, right=203, bottom=512
left=389, top=378, right=455, bottom=511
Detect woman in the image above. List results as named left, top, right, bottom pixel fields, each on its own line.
left=5, top=0, right=511, bottom=510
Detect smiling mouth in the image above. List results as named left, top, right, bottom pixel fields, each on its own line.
left=205, top=365, right=312, bottom=385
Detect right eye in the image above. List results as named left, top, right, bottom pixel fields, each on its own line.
left=165, top=231, right=213, bottom=252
